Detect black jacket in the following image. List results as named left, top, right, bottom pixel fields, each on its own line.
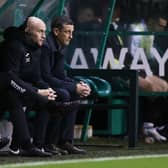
left=0, top=28, right=49, bottom=98
left=41, top=32, right=77, bottom=94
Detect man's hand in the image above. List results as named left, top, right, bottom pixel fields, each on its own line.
left=76, top=81, right=91, bottom=97
left=37, top=88, right=57, bottom=100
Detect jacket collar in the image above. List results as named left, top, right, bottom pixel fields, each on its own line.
left=47, top=32, right=62, bottom=52
left=47, top=32, right=59, bottom=52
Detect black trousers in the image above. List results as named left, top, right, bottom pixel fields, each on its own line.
left=45, top=88, right=79, bottom=145
left=4, top=90, right=33, bottom=149
left=3, top=89, right=50, bottom=149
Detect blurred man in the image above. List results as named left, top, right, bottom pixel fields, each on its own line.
left=106, top=4, right=168, bottom=143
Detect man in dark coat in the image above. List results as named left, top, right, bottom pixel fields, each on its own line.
left=0, top=17, right=58, bottom=156
left=41, top=15, right=91, bottom=154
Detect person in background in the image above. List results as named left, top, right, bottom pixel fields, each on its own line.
left=106, top=3, right=168, bottom=143
left=41, top=15, right=91, bottom=154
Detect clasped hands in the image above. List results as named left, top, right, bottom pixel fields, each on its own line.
left=38, top=88, right=57, bottom=100
left=76, top=81, right=91, bottom=97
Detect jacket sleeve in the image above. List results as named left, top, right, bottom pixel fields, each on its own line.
left=35, top=79, right=49, bottom=89
left=41, top=45, right=77, bottom=93
left=7, top=70, right=47, bottom=104
left=34, top=53, right=50, bottom=89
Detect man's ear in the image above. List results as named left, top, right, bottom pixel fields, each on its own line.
left=53, top=27, right=59, bottom=36
left=24, top=27, right=32, bottom=36
left=25, top=27, right=29, bottom=33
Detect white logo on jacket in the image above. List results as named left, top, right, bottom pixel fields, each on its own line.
left=25, top=53, right=31, bottom=63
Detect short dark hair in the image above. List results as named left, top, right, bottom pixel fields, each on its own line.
left=51, top=15, right=74, bottom=30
